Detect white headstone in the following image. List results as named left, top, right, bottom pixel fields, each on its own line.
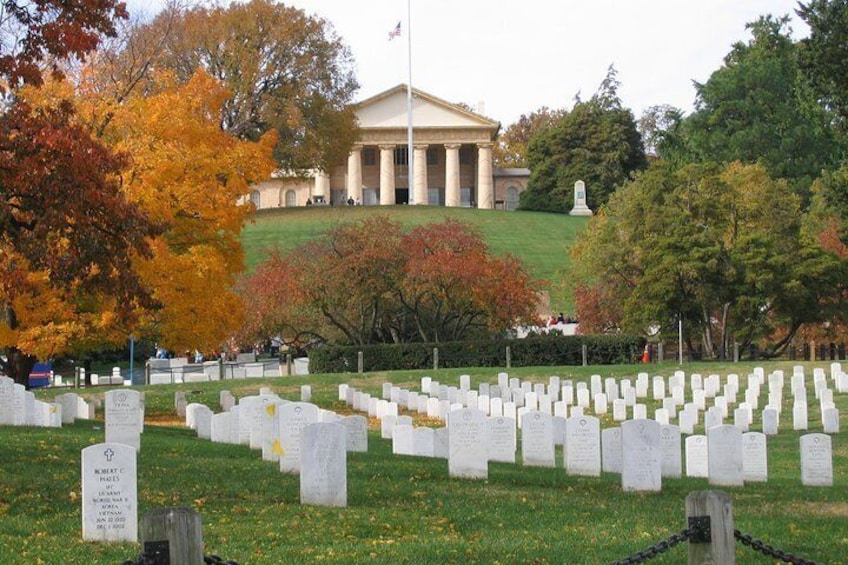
left=81, top=443, right=137, bottom=542
left=621, top=419, right=662, bottom=492
left=564, top=416, right=601, bottom=476
left=211, top=412, right=231, bottom=443
left=299, top=423, right=347, bottom=507
left=707, top=425, right=743, bottom=486
left=0, top=376, right=18, bottom=425
left=685, top=435, right=709, bottom=478
left=520, top=411, right=554, bottom=467
left=342, top=415, right=368, bottom=453
left=601, top=427, right=622, bottom=474
left=381, top=415, right=397, bottom=439
left=822, top=407, right=840, bottom=434
left=433, top=427, right=449, bottom=459
left=56, top=392, right=80, bottom=424
left=793, top=403, right=808, bottom=431
left=742, top=431, right=768, bottom=483
left=194, top=405, right=214, bottom=441
left=448, top=408, right=488, bottom=479
left=800, top=433, right=833, bottom=487
left=105, top=390, right=142, bottom=451
left=762, top=407, right=779, bottom=436
left=392, top=424, right=414, bottom=455
left=278, top=402, right=319, bottom=473
left=413, top=427, right=435, bottom=457
left=488, top=417, right=517, bottom=463
left=660, top=424, right=682, bottom=479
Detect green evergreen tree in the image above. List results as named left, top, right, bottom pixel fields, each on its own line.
left=521, top=66, right=647, bottom=212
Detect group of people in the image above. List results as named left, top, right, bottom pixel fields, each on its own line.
left=304, top=196, right=361, bottom=206
left=546, top=312, right=577, bottom=326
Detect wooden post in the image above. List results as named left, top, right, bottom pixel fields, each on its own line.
left=140, top=507, right=203, bottom=565
left=505, top=346, right=511, bottom=369
left=357, top=351, right=364, bottom=374
left=286, top=354, right=293, bottom=376
left=657, top=342, right=664, bottom=363
left=433, top=348, right=439, bottom=371
left=581, top=344, right=588, bottom=367
left=733, top=342, right=739, bottom=363
left=685, top=490, right=734, bottom=565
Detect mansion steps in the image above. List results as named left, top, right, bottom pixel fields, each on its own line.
left=250, top=85, right=529, bottom=211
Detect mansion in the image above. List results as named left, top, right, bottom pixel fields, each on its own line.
left=249, top=85, right=529, bottom=211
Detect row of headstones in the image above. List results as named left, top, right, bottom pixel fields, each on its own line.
left=0, top=376, right=106, bottom=427
left=81, top=387, right=343, bottom=545
left=341, top=380, right=836, bottom=489
left=393, top=407, right=834, bottom=490
left=178, top=388, right=356, bottom=505
left=354, top=365, right=841, bottom=439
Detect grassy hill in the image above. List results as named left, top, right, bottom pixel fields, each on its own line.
left=242, top=206, right=590, bottom=313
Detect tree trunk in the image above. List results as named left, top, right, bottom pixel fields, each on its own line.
left=4, top=347, right=38, bottom=389
left=84, top=358, right=94, bottom=387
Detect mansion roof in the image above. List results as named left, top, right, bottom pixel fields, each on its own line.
left=355, top=84, right=500, bottom=139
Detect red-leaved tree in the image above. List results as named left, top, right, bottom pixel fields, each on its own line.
left=238, top=217, right=543, bottom=347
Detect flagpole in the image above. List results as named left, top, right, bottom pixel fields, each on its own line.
left=406, top=0, right=414, bottom=204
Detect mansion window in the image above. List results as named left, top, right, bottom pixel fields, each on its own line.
left=362, top=147, right=376, bottom=166
left=394, top=146, right=409, bottom=166
left=426, top=147, right=438, bottom=166
left=460, top=146, right=473, bottom=165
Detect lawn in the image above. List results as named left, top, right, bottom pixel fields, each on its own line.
left=241, top=206, right=589, bottom=314
left=1, top=360, right=845, bottom=564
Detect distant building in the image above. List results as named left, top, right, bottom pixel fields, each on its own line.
left=249, top=84, right=529, bottom=210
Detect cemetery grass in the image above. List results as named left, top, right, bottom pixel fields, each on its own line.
left=2, top=361, right=846, bottom=564
left=242, top=206, right=588, bottom=312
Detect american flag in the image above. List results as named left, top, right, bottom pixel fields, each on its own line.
left=388, top=21, right=401, bottom=40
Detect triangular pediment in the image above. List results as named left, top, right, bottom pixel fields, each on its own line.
left=356, top=84, right=499, bottom=131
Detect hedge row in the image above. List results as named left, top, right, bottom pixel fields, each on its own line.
left=308, top=334, right=646, bottom=374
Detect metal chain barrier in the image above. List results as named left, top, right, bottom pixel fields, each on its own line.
left=204, top=555, right=239, bottom=565
left=121, top=553, right=238, bottom=565
left=610, top=527, right=693, bottom=565
left=735, top=529, right=822, bottom=565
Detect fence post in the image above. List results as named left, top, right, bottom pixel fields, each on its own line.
left=286, top=354, right=293, bottom=376
left=433, top=348, right=439, bottom=371
left=581, top=344, right=588, bottom=367
left=357, top=351, right=364, bottom=374
left=140, top=507, right=203, bottom=565
left=685, top=490, right=734, bottom=565
left=657, top=342, right=664, bottom=363
left=505, top=346, right=511, bottom=369
left=144, top=362, right=151, bottom=386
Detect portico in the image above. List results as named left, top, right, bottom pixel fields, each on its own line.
left=248, top=84, right=529, bottom=210
left=330, top=85, right=501, bottom=208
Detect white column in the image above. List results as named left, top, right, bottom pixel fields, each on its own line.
left=379, top=144, right=396, bottom=205
left=346, top=145, right=362, bottom=203
left=413, top=144, right=428, bottom=206
left=445, top=143, right=461, bottom=207
left=476, top=143, right=494, bottom=209
left=314, top=170, right=330, bottom=203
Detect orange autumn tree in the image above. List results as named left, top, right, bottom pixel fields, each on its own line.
left=0, top=100, right=160, bottom=386
left=22, top=69, right=277, bottom=357
left=0, top=1, right=165, bottom=387
left=239, top=217, right=542, bottom=347
left=104, top=71, right=278, bottom=353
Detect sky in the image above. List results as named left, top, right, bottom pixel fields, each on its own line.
left=125, top=0, right=808, bottom=126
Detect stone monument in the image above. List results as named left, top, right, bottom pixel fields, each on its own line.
left=569, top=180, right=593, bottom=216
